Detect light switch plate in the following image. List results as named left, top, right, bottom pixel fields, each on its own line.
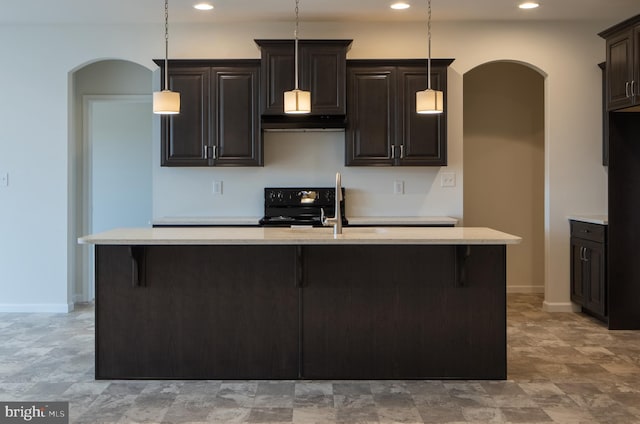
left=393, top=180, right=404, bottom=195
left=213, top=180, right=223, bottom=195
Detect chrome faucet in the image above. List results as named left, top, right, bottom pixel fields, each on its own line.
left=321, top=172, right=343, bottom=236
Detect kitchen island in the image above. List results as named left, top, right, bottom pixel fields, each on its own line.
left=79, top=227, right=520, bottom=380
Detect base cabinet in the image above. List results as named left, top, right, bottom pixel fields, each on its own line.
left=570, top=221, right=607, bottom=321
left=95, top=244, right=506, bottom=379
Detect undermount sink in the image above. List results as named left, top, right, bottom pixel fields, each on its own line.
left=343, top=227, right=389, bottom=235
left=282, top=226, right=389, bottom=235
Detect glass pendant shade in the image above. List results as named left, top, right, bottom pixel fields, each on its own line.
left=153, top=90, right=180, bottom=115
left=284, top=89, right=311, bottom=114
left=416, top=88, right=443, bottom=114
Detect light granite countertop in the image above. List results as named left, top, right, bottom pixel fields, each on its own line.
left=79, top=226, right=520, bottom=246
left=567, top=215, right=608, bottom=225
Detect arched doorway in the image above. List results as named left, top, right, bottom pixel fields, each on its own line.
left=70, top=59, right=153, bottom=302
left=463, top=61, right=545, bottom=294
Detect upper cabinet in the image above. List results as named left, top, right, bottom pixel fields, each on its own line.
left=255, top=40, right=352, bottom=116
left=345, top=59, right=453, bottom=166
left=599, top=15, right=640, bottom=111
left=155, top=59, right=262, bottom=167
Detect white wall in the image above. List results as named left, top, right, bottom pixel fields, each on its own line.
left=0, top=19, right=609, bottom=311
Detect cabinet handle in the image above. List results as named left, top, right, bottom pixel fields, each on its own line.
left=203, top=145, right=208, bottom=159
left=213, top=145, right=218, bottom=159
left=632, top=80, right=637, bottom=97
left=579, top=246, right=585, bottom=261
left=400, top=144, right=405, bottom=159
left=390, top=145, right=395, bottom=159
left=583, top=247, right=589, bottom=262
left=626, top=81, right=631, bottom=98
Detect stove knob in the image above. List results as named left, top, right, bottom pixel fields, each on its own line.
left=268, top=191, right=285, bottom=203
left=325, top=191, right=334, bottom=203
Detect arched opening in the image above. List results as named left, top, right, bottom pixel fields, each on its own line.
left=69, top=59, right=153, bottom=303
left=463, top=61, right=545, bottom=294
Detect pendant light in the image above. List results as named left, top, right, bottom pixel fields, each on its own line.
left=153, top=0, right=180, bottom=115
left=416, top=0, right=443, bottom=114
left=284, top=0, right=311, bottom=114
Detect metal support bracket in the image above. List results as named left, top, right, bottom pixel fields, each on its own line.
left=455, top=245, right=471, bottom=287
left=130, top=246, right=146, bottom=288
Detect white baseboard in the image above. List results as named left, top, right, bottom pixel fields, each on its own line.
left=507, top=285, right=544, bottom=294
left=0, top=303, right=74, bottom=313
left=542, top=300, right=581, bottom=313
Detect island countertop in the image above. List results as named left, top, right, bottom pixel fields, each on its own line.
left=79, top=226, right=521, bottom=245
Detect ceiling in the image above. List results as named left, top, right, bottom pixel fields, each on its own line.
left=1, top=0, right=638, bottom=25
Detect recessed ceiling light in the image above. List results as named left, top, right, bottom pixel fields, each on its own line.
left=391, top=2, right=411, bottom=10
left=518, top=1, right=539, bottom=9
left=194, top=3, right=214, bottom=11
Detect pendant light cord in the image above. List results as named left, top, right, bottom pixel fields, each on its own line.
left=294, top=0, right=300, bottom=90
left=427, top=0, right=432, bottom=90
left=164, top=0, right=170, bottom=91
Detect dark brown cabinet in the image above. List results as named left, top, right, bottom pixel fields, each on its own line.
left=598, top=14, right=640, bottom=330
left=156, top=60, right=262, bottom=166
left=255, top=40, right=352, bottom=116
left=96, top=245, right=299, bottom=379
left=301, top=245, right=506, bottom=379
left=94, top=242, right=508, bottom=379
left=345, top=59, right=452, bottom=166
left=570, top=220, right=607, bottom=321
left=599, top=62, right=609, bottom=166
left=599, top=16, right=640, bottom=111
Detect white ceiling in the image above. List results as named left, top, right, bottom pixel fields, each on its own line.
left=0, top=0, right=638, bottom=25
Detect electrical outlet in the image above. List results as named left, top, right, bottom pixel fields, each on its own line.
left=213, top=180, right=223, bottom=195
left=393, top=180, right=404, bottom=195
left=441, top=172, right=456, bottom=188
left=0, top=172, right=8, bottom=188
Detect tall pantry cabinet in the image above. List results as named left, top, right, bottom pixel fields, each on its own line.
left=599, top=14, right=640, bottom=330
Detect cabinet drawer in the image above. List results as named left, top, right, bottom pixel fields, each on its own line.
left=570, top=221, right=606, bottom=243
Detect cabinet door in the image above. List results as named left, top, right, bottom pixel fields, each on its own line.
left=583, top=240, right=607, bottom=318
left=606, top=29, right=634, bottom=110
left=211, top=65, right=262, bottom=166
left=161, top=67, right=210, bottom=166
left=397, top=66, right=447, bottom=166
left=345, top=67, right=396, bottom=166
left=301, top=43, right=347, bottom=115
left=259, top=43, right=295, bottom=115
left=570, top=237, right=585, bottom=305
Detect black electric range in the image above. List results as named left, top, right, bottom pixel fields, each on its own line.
left=259, top=187, right=347, bottom=227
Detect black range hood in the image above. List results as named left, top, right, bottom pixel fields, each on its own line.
left=261, top=115, right=347, bottom=131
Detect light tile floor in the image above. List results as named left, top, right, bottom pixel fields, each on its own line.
left=1, top=294, right=639, bottom=423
